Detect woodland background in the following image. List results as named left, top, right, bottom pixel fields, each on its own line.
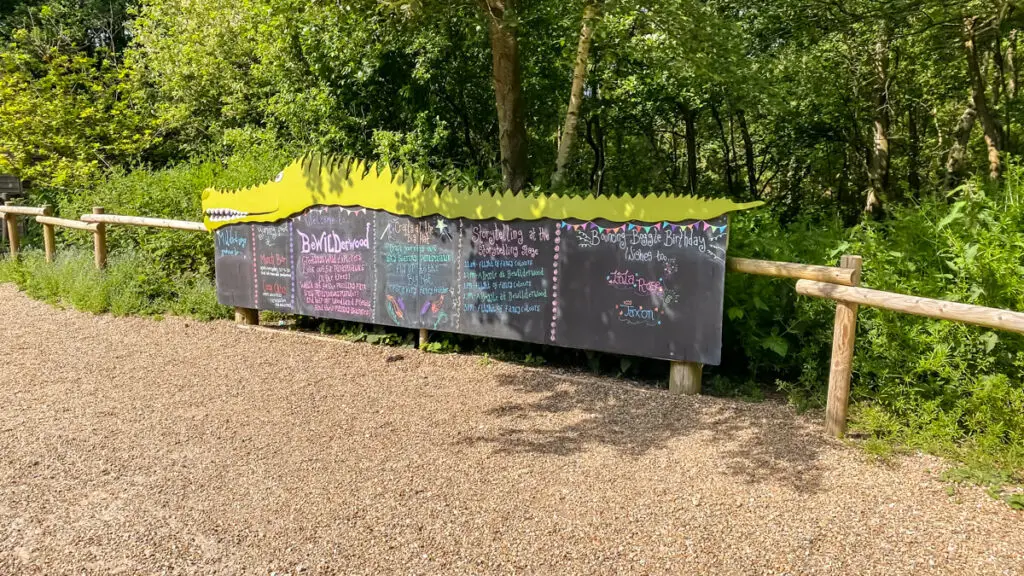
left=0, top=0, right=1022, bottom=495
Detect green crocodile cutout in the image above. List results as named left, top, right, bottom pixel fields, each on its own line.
left=202, top=153, right=762, bottom=231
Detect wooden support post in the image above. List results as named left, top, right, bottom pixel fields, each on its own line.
left=418, top=328, right=429, bottom=349
left=235, top=307, right=259, bottom=325
left=92, top=206, right=107, bottom=269
left=41, top=205, right=56, bottom=263
left=669, top=362, right=702, bottom=395
left=824, top=255, right=863, bottom=438
left=4, top=201, right=19, bottom=259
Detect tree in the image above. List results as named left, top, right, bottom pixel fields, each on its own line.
left=865, top=21, right=891, bottom=217
left=551, top=0, right=600, bottom=188
left=479, top=0, right=530, bottom=192
left=0, top=1, right=154, bottom=190
left=964, top=16, right=1004, bottom=180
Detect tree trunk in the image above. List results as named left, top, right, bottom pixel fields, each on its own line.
left=944, top=100, right=977, bottom=190
left=710, top=101, right=735, bottom=194
left=965, top=17, right=1003, bottom=181
left=552, top=1, right=600, bottom=188
left=737, top=109, right=758, bottom=199
left=907, top=104, right=921, bottom=196
left=1009, top=30, right=1019, bottom=101
left=482, top=0, right=530, bottom=192
left=584, top=114, right=605, bottom=195
left=1007, top=29, right=1017, bottom=152
left=683, top=105, right=698, bottom=195
left=865, top=23, right=890, bottom=218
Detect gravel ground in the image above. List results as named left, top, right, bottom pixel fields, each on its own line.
left=0, top=284, right=1021, bottom=575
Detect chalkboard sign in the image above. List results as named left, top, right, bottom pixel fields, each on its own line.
left=254, top=221, right=295, bottom=312
left=214, top=224, right=256, bottom=309
left=374, top=212, right=460, bottom=330
left=553, top=216, right=728, bottom=364
left=459, top=219, right=555, bottom=344
left=213, top=206, right=733, bottom=364
left=292, top=206, right=376, bottom=322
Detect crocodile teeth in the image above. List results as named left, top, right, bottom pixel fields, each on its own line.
left=204, top=208, right=249, bottom=223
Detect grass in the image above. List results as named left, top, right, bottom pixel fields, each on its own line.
left=0, top=248, right=231, bottom=321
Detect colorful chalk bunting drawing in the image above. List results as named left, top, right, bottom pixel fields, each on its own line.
left=205, top=153, right=761, bottom=364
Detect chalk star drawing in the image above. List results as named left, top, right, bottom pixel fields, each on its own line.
left=435, top=218, right=449, bottom=236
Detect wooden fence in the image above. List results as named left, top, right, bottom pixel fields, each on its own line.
left=2, top=200, right=1023, bottom=438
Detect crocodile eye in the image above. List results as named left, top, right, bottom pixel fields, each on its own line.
left=275, top=171, right=284, bottom=182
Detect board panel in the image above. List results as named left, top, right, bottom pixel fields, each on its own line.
left=553, top=216, right=728, bottom=363
left=214, top=224, right=256, bottom=309
left=374, top=212, right=460, bottom=330
left=458, top=219, right=556, bottom=344
left=292, top=206, right=376, bottom=322
left=212, top=206, right=731, bottom=364
left=253, top=221, right=295, bottom=312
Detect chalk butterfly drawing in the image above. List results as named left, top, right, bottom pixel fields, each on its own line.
left=419, top=294, right=451, bottom=329
left=385, top=294, right=406, bottom=325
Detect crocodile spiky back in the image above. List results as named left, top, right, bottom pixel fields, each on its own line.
left=202, top=152, right=762, bottom=231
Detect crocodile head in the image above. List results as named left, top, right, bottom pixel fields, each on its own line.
left=201, top=152, right=763, bottom=231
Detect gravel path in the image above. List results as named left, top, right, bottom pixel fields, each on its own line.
left=0, top=284, right=1021, bottom=575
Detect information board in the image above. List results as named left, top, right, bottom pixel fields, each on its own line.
left=254, top=221, right=294, bottom=312
left=459, top=219, right=555, bottom=344
left=375, top=212, right=460, bottom=331
left=292, top=206, right=376, bottom=322
left=214, top=224, right=256, bottom=309
left=553, top=216, right=728, bottom=364
left=215, top=207, right=730, bottom=364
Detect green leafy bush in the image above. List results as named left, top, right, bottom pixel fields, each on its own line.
left=0, top=249, right=230, bottom=321
left=38, top=146, right=295, bottom=278
left=722, top=162, right=1024, bottom=478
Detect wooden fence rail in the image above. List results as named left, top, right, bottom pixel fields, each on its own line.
left=4, top=202, right=1024, bottom=439
left=797, top=280, right=1024, bottom=335
left=0, top=201, right=49, bottom=258
left=35, top=215, right=100, bottom=232
left=0, top=205, right=46, bottom=216
left=80, top=213, right=207, bottom=232
left=726, top=257, right=857, bottom=286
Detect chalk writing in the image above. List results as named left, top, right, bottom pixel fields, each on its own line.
left=214, top=208, right=731, bottom=364
left=375, top=214, right=460, bottom=329
left=214, top=224, right=257, bottom=308
left=615, top=300, right=662, bottom=326
left=606, top=270, right=665, bottom=297
left=459, top=220, right=554, bottom=343
left=294, top=207, right=375, bottom=319
left=215, top=226, right=249, bottom=256
left=254, top=222, right=294, bottom=310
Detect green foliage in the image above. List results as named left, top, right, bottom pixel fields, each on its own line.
left=0, top=249, right=231, bottom=320
left=721, top=164, right=1024, bottom=485
left=49, top=146, right=294, bottom=276
left=421, top=336, right=461, bottom=354
left=0, top=1, right=156, bottom=191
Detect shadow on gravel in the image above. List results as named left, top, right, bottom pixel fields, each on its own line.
left=458, top=370, right=828, bottom=494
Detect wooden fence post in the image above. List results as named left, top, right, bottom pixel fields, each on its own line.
left=235, top=307, right=259, bottom=325
left=41, top=205, right=56, bottom=263
left=669, top=361, right=702, bottom=395
left=4, top=201, right=19, bottom=259
left=824, top=254, right=863, bottom=438
left=92, top=206, right=107, bottom=269
left=419, top=328, right=429, bottom=348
